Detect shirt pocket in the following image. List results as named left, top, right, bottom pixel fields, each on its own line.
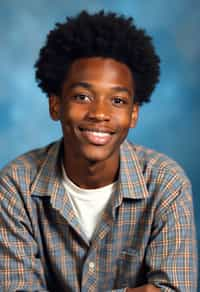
left=115, top=248, right=145, bottom=288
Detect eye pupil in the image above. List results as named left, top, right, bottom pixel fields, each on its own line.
left=114, top=97, right=123, bottom=104
left=74, top=94, right=89, bottom=102
left=79, top=95, right=85, bottom=99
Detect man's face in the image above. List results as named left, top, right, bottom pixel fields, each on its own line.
left=49, top=57, right=139, bottom=163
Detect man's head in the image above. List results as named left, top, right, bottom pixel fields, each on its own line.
left=48, top=57, right=138, bottom=163
left=35, top=10, right=160, bottom=105
left=34, top=11, right=160, bottom=164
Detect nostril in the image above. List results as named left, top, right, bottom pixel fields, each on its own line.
left=87, top=109, right=110, bottom=119
left=87, top=114, right=110, bottom=122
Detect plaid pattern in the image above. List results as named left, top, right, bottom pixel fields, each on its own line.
left=0, top=139, right=197, bottom=291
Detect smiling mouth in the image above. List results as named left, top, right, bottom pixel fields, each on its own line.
left=79, top=127, right=114, bottom=145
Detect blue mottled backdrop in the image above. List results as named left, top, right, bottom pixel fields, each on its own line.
left=0, top=0, right=199, bottom=284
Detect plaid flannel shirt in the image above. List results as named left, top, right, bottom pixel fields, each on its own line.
left=0, top=139, right=197, bottom=291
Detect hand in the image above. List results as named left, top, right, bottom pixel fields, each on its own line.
left=126, top=284, right=160, bottom=292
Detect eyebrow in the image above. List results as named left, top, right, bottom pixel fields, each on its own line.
left=69, top=82, right=92, bottom=90
left=68, top=82, right=132, bottom=95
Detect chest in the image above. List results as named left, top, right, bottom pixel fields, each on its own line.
left=29, top=196, right=154, bottom=291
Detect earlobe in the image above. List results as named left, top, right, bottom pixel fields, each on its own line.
left=130, top=103, right=139, bottom=128
left=49, top=95, right=60, bottom=121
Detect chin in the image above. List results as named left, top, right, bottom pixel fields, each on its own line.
left=81, top=147, right=115, bottom=163
left=84, top=153, right=110, bottom=163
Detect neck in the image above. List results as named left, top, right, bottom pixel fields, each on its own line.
left=63, top=151, right=120, bottom=189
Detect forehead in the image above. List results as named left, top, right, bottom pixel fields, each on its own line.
left=64, top=57, right=134, bottom=91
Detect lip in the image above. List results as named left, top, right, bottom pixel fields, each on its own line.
left=79, top=126, right=115, bottom=134
left=79, top=126, right=115, bottom=145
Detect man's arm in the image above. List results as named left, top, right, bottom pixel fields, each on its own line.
left=0, top=172, right=48, bottom=291
left=141, top=181, right=197, bottom=291
left=112, top=179, right=197, bottom=292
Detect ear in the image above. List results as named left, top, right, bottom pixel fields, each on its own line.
left=49, top=95, right=61, bottom=121
left=130, top=103, right=139, bottom=128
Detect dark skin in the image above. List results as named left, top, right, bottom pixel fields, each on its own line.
left=49, top=57, right=138, bottom=188
left=49, top=57, right=160, bottom=291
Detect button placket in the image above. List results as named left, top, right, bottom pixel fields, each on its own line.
left=88, top=261, right=95, bottom=271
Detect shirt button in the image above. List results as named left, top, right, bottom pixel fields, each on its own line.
left=89, top=262, right=95, bottom=270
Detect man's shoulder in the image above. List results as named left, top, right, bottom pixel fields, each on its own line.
left=124, top=140, right=190, bottom=185
left=0, top=140, right=60, bottom=177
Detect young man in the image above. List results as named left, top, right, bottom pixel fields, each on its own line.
left=0, top=11, right=197, bottom=291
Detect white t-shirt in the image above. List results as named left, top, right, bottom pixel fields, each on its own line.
left=62, top=163, right=117, bottom=241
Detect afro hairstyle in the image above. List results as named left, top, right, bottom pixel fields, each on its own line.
left=35, top=10, right=160, bottom=105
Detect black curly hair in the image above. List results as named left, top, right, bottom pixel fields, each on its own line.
left=35, top=10, right=160, bottom=105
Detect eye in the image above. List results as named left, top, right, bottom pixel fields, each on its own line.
left=73, top=94, right=91, bottom=103
left=112, top=97, right=128, bottom=105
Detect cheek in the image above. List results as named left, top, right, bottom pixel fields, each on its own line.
left=60, top=105, right=83, bottom=123
left=116, top=112, right=134, bottom=129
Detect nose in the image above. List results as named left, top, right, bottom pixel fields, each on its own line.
left=87, top=99, right=110, bottom=121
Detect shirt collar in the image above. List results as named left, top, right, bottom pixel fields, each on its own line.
left=31, top=139, right=65, bottom=198
left=118, top=140, right=149, bottom=199
left=31, top=139, right=149, bottom=200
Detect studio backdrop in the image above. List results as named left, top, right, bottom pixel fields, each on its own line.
left=0, top=0, right=199, bottom=284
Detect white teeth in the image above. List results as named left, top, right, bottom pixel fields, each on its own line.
left=86, top=131, right=110, bottom=137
